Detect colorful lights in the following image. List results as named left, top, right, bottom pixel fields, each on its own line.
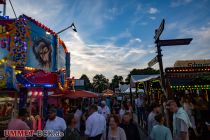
left=165, top=66, right=210, bottom=73
left=170, top=85, right=210, bottom=90
left=24, top=66, right=36, bottom=71
left=15, top=70, right=22, bottom=74
left=28, top=91, right=43, bottom=97
left=0, top=58, right=7, bottom=65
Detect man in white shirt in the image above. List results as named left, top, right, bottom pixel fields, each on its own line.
left=74, top=105, right=83, bottom=131
left=85, top=104, right=106, bottom=140
left=44, top=108, right=67, bottom=140
left=98, top=101, right=110, bottom=119
left=135, top=95, right=145, bottom=125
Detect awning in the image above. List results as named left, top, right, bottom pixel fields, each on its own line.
left=131, top=74, right=160, bottom=83
left=16, top=70, right=58, bottom=87
left=65, top=90, right=98, bottom=98
left=102, top=89, right=114, bottom=96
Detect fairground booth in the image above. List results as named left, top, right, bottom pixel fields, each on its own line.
left=165, top=60, right=210, bottom=131
left=165, top=60, right=210, bottom=96
left=0, top=14, right=72, bottom=135
left=165, top=60, right=210, bottom=102
left=129, top=74, right=162, bottom=103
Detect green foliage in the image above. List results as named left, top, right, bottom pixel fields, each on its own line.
left=92, top=74, right=109, bottom=93
left=110, top=75, right=123, bottom=91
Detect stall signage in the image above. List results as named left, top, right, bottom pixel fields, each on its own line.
left=174, top=60, right=210, bottom=67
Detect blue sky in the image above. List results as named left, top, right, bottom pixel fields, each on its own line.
left=4, top=0, right=210, bottom=80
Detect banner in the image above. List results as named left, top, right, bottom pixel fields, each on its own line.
left=26, top=20, right=57, bottom=71
left=0, top=63, right=17, bottom=89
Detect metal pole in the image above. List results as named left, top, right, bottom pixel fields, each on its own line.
left=3, top=2, right=6, bottom=16
left=129, top=80, right=133, bottom=106
left=157, top=44, right=167, bottom=97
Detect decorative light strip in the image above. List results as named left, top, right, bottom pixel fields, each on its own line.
left=165, top=66, right=210, bottom=73
left=170, top=85, right=210, bottom=90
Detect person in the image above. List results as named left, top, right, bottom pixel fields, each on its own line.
left=102, top=115, right=126, bottom=140
left=126, top=102, right=133, bottom=113
left=56, top=104, right=64, bottom=118
left=119, top=104, right=125, bottom=120
left=167, top=99, right=192, bottom=140
left=150, top=113, right=172, bottom=140
left=112, top=99, right=120, bottom=114
left=7, top=108, right=30, bottom=140
left=63, top=113, right=80, bottom=140
left=85, top=104, right=106, bottom=140
left=99, top=101, right=111, bottom=120
left=120, top=112, right=140, bottom=140
left=33, top=38, right=52, bottom=68
left=44, top=107, right=67, bottom=140
left=183, top=97, right=200, bottom=136
left=148, top=103, right=161, bottom=135
left=74, top=105, right=83, bottom=131
left=135, top=94, right=145, bottom=125
left=160, top=95, right=169, bottom=127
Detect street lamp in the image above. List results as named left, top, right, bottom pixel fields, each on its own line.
left=57, top=23, right=77, bottom=34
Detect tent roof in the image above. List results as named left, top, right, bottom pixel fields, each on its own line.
left=65, top=90, right=98, bottom=98
left=119, top=84, right=130, bottom=93
left=131, top=74, right=160, bottom=83
left=124, top=88, right=144, bottom=93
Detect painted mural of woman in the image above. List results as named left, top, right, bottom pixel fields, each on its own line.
left=33, top=38, right=52, bottom=68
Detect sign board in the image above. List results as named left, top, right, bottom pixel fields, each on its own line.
left=174, top=59, right=210, bottom=67
left=154, top=19, right=165, bottom=42
left=158, top=38, right=192, bottom=46
left=148, top=56, right=158, bottom=67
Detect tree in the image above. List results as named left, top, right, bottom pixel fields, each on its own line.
left=92, top=74, right=109, bottom=93
left=80, top=74, right=91, bottom=90
left=125, top=68, right=159, bottom=83
left=110, top=75, right=123, bottom=91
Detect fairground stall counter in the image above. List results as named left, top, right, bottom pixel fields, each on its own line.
left=0, top=14, right=71, bottom=137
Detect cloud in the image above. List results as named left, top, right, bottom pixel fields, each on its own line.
left=103, top=7, right=123, bottom=20
left=66, top=32, right=149, bottom=79
left=148, top=7, right=158, bottom=14
left=136, top=4, right=142, bottom=12
left=140, top=22, right=148, bottom=26
left=171, top=0, right=193, bottom=7
left=162, top=25, right=210, bottom=68
left=149, top=16, right=156, bottom=20
left=167, top=22, right=178, bottom=30
left=101, top=30, right=132, bottom=42
left=6, top=0, right=64, bottom=28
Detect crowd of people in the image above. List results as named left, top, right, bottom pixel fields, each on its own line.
left=5, top=92, right=210, bottom=140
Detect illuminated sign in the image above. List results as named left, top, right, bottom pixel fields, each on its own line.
left=174, top=60, right=210, bottom=67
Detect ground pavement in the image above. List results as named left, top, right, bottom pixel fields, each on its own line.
left=133, top=113, right=148, bottom=140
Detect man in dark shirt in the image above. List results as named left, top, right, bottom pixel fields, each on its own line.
left=120, top=112, right=141, bottom=140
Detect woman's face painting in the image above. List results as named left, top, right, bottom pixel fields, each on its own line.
left=38, top=42, right=50, bottom=63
